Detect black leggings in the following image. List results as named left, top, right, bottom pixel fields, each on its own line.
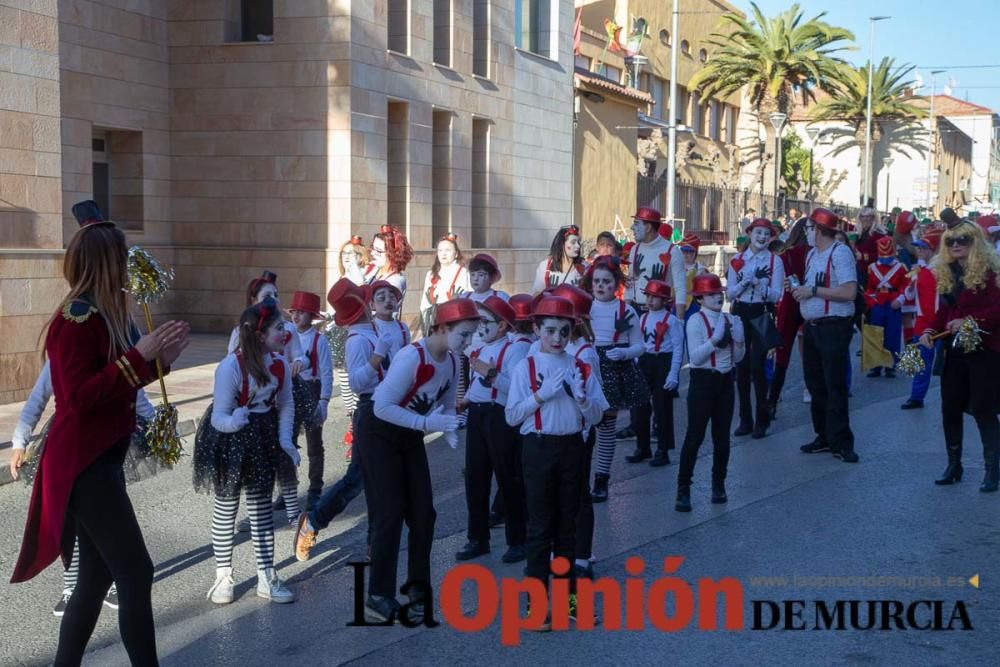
left=56, top=438, right=158, bottom=666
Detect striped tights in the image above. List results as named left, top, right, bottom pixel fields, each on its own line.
left=594, top=415, right=618, bottom=477
left=211, top=490, right=274, bottom=571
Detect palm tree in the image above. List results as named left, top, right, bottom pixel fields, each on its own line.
left=808, top=58, right=928, bottom=186
left=688, top=3, right=854, bottom=201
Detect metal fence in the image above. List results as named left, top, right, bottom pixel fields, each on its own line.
left=637, top=174, right=874, bottom=244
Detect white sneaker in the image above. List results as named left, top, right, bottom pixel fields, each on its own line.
left=802, top=388, right=812, bottom=404
left=207, top=567, right=235, bottom=604
left=257, top=568, right=295, bottom=604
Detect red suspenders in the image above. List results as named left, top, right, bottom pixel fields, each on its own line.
left=698, top=312, right=717, bottom=368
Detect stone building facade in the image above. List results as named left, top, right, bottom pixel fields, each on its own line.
left=0, top=0, right=576, bottom=402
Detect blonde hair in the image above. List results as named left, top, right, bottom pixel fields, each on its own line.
left=933, top=222, right=1000, bottom=294
left=338, top=239, right=370, bottom=277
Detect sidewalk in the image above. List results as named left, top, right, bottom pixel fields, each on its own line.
left=0, top=334, right=230, bottom=486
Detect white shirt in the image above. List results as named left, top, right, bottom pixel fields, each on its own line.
left=210, top=352, right=294, bottom=454
left=420, top=264, right=471, bottom=312
left=373, top=340, right=459, bottom=432
left=639, top=308, right=685, bottom=361
left=686, top=309, right=745, bottom=372
left=464, top=288, right=511, bottom=303
left=364, top=266, right=408, bottom=302
left=344, top=323, right=382, bottom=396
left=627, top=236, right=687, bottom=306
left=228, top=320, right=308, bottom=371
left=726, top=248, right=785, bottom=304
left=11, top=361, right=154, bottom=449
left=532, top=258, right=585, bottom=294
left=590, top=299, right=644, bottom=358
left=505, top=351, right=608, bottom=436
left=464, top=336, right=531, bottom=406
left=373, top=316, right=412, bottom=362
left=800, top=242, right=857, bottom=321
left=295, top=327, right=333, bottom=401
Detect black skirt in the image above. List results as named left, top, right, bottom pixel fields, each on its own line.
left=597, top=345, right=650, bottom=410
left=192, top=407, right=289, bottom=497
left=942, top=347, right=1000, bottom=416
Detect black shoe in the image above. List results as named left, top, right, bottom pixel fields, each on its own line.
left=488, top=512, right=505, bottom=529
left=733, top=422, right=753, bottom=437
left=272, top=496, right=286, bottom=512
left=675, top=487, right=692, bottom=512
left=625, top=448, right=652, bottom=463
left=501, top=545, right=526, bottom=563
left=403, top=598, right=426, bottom=625
left=53, top=589, right=72, bottom=617
left=365, top=595, right=400, bottom=623
left=840, top=450, right=859, bottom=463
left=574, top=563, right=594, bottom=580
left=980, top=454, right=999, bottom=493
left=801, top=439, right=830, bottom=454
left=455, top=541, right=490, bottom=561
left=900, top=399, right=924, bottom=410
left=591, top=474, right=609, bottom=503
left=866, top=368, right=882, bottom=378
left=934, top=463, right=963, bottom=485
left=751, top=424, right=769, bottom=439
left=711, top=482, right=727, bottom=504
left=616, top=426, right=636, bottom=440
left=103, top=584, right=119, bottom=610
left=768, top=402, right=778, bottom=421
left=831, top=449, right=842, bottom=460
left=885, top=368, right=896, bottom=379
left=649, top=450, right=670, bottom=467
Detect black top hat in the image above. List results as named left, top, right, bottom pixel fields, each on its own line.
left=71, top=200, right=113, bottom=228
left=939, top=207, right=961, bottom=229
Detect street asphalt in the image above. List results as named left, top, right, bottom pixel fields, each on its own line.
left=1, top=344, right=996, bottom=666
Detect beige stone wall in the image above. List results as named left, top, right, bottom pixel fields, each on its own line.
left=574, top=95, right=637, bottom=240
left=0, top=0, right=64, bottom=401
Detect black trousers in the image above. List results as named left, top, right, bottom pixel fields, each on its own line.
left=363, top=416, right=436, bottom=599
left=575, top=427, right=596, bottom=561
left=310, top=402, right=367, bottom=532
left=465, top=402, right=526, bottom=547
left=802, top=317, right=855, bottom=452
left=732, top=302, right=771, bottom=428
left=56, top=438, right=158, bottom=667
left=635, top=352, right=675, bottom=453
left=522, top=433, right=585, bottom=587
left=677, top=369, right=734, bottom=488
left=305, top=424, right=324, bottom=497
left=941, top=349, right=1000, bottom=456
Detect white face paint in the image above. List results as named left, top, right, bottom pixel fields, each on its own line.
left=536, top=318, right=572, bottom=353
left=371, top=238, right=387, bottom=268
left=750, top=227, right=772, bottom=251
left=476, top=309, right=504, bottom=344
left=700, top=292, right=724, bottom=312
left=372, top=288, right=398, bottom=318
left=631, top=221, right=647, bottom=242
left=255, top=282, right=278, bottom=305
left=590, top=268, right=617, bottom=302
left=563, top=235, right=581, bottom=260
left=446, top=320, right=480, bottom=353
left=806, top=225, right=817, bottom=247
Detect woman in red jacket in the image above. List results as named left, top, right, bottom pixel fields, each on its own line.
left=919, top=220, right=1000, bottom=492
left=11, top=201, right=190, bottom=665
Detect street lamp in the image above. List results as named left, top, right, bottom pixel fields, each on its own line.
left=805, top=125, right=821, bottom=207
left=925, top=69, right=946, bottom=211
left=883, top=156, right=894, bottom=212
left=665, top=0, right=680, bottom=227
left=769, top=111, right=787, bottom=216
left=863, top=16, right=891, bottom=205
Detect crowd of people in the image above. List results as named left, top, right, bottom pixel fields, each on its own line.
left=7, top=198, right=1000, bottom=659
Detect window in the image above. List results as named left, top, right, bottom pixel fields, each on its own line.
left=727, top=105, right=738, bottom=145
left=473, top=0, right=490, bottom=77
left=388, top=0, right=409, bottom=53
left=472, top=118, right=491, bottom=247
left=677, top=86, right=690, bottom=126
left=659, top=29, right=670, bottom=46
left=432, top=111, right=453, bottom=241
left=434, top=0, right=452, bottom=66
left=225, top=0, right=273, bottom=43
left=603, top=65, right=622, bottom=83
left=93, top=129, right=144, bottom=231
left=575, top=53, right=592, bottom=71
left=680, top=40, right=690, bottom=56
left=690, top=92, right=702, bottom=133
left=387, top=102, right=410, bottom=232
left=650, top=76, right=667, bottom=120
left=709, top=101, right=720, bottom=140
left=515, top=0, right=554, bottom=57
left=92, top=131, right=110, bottom=220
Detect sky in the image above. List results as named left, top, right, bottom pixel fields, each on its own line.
left=732, top=0, right=1000, bottom=112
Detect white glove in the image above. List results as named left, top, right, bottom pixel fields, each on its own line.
left=710, top=319, right=729, bottom=345
left=424, top=406, right=459, bottom=433
left=664, top=371, right=679, bottom=392
left=730, top=318, right=745, bottom=343
left=282, top=444, right=301, bottom=466
left=443, top=430, right=459, bottom=449
left=605, top=347, right=626, bottom=361
left=569, top=366, right=587, bottom=403
left=230, top=406, right=250, bottom=431
left=313, top=400, right=329, bottom=424
left=374, top=332, right=394, bottom=358
left=536, top=368, right=567, bottom=402
left=11, top=421, right=32, bottom=451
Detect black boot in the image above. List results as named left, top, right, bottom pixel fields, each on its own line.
left=934, top=441, right=963, bottom=486
left=674, top=486, right=692, bottom=512
left=625, top=447, right=652, bottom=463
left=591, top=474, right=609, bottom=503
left=649, top=450, right=670, bottom=467
left=979, top=442, right=999, bottom=493
left=711, top=480, right=727, bottom=504
left=733, top=420, right=754, bottom=437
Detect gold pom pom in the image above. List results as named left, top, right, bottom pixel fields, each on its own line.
left=126, top=246, right=174, bottom=305
left=146, top=404, right=183, bottom=466
left=953, top=316, right=986, bottom=354
left=896, top=344, right=925, bottom=377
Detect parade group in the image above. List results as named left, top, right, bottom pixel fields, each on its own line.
left=7, top=197, right=1000, bottom=663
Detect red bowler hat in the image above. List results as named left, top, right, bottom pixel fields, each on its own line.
left=634, top=207, right=662, bottom=224
left=975, top=215, right=997, bottom=236
left=434, top=298, right=482, bottom=326
left=531, top=296, right=578, bottom=322
left=290, top=291, right=321, bottom=316
left=680, top=232, right=700, bottom=251
left=370, top=279, right=402, bottom=302
left=896, top=210, right=918, bottom=234
left=877, top=236, right=895, bottom=257
left=690, top=273, right=724, bottom=296
left=922, top=228, right=943, bottom=251
left=508, top=294, right=534, bottom=322
left=745, top=217, right=775, bottom=235
left=642, top=279, right=674, bottom=301
left=551, top=284, right=593, bottom=320
left=327, top=278, right=371, bottom=326
left=809, top=207, right=840, bottom=231
left=470, top=253, right=502, bottom=280
left=477, top=295, right=516, bottom=328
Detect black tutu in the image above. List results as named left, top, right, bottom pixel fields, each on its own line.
left=192, top=407, right=288, bottom=497
left=292, top=376, right=321, bottom=439
left=597, top=345, right=650, bottom=410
